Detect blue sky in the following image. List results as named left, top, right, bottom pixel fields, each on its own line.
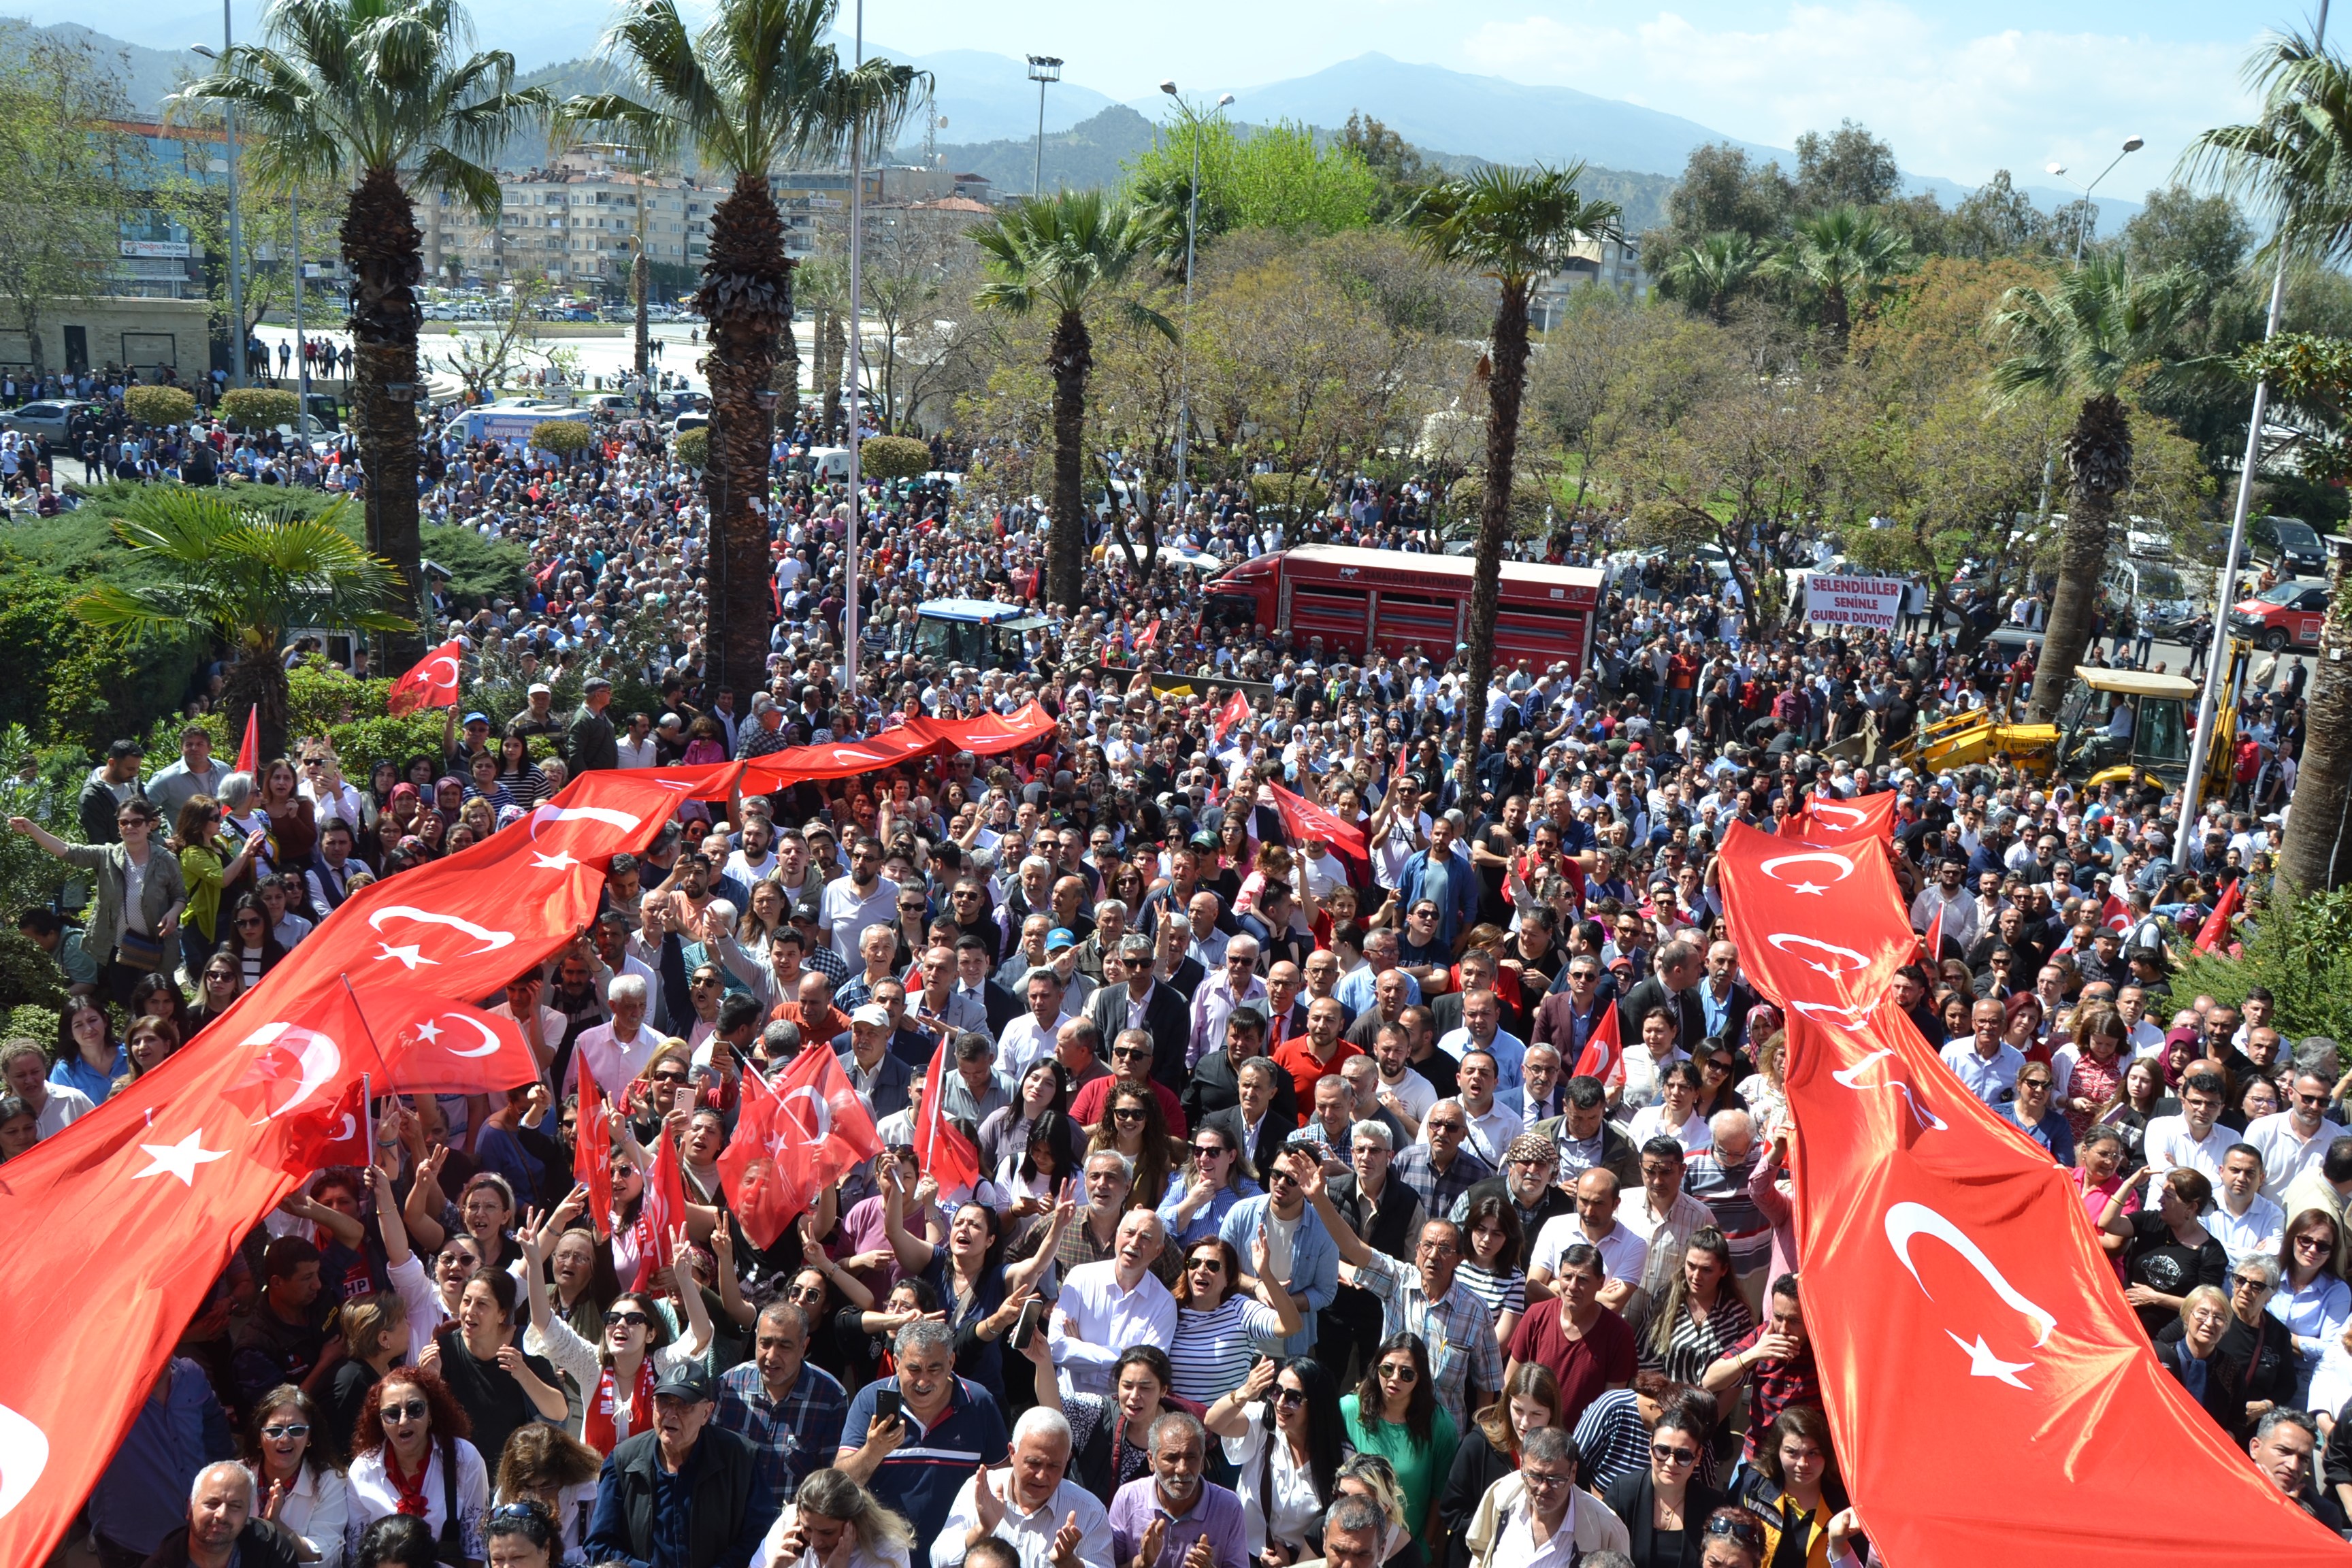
left=44, top=0, right=2312, bottom=187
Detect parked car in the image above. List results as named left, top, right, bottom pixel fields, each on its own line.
left=2249, top=514, right=2328, bottom=577
left=2231, top=579, right=2332, bottom=651
left=0, top=399, right=93, bottom=440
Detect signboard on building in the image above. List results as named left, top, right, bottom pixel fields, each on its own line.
left=1803, top=573, right=1912, bottom=630
left=120, top=239, right=191, bottom=259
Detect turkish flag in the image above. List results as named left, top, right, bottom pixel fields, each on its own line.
left=387, top=637, right=466, bottom=715
left=1922, top=902, right=1945, bottom=965
left=1211, top=689, right=1251, bottom=749
left=913, top=1034, right=980, bottom=1196
left=574, top=1054, right=615, bottom=1241
left=235, top=704, right=260, bottom=774
left=1571, top=1000, right=1624, bottom=1088
left=932, top=702, right=1059, bottom=758
left=630, top=1127, right=691, bottom=1290
left=2195, top=879, right=2243, bottom=953
left=1715, top=819, right=2351, bottom=1566
left=1785, top=789, right=1897, bottom=845
left=378, top=997, right=539, bottom=1096
left=721, top=1046, right=881, bottom=1247
left=2101, top=894, right=2131, bottom=933
left=1136, top=618, right=1160, bottom=650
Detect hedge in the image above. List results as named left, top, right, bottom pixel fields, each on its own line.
left=674, top=426, right=708, bottom=471
left=535, top=420, right=593, bottom=457
left=859, top=434, right=930, bottom=481
left=123, top=385, right=197, bottom=428
left=217, top=387, right=301, bottom=431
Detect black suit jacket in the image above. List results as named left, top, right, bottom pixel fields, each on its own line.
left=1162, top=954, right=1209, bottom=1004
left=968, top=980, right=1024, bottom=1037
left=1695, top=979, right=1760, bottom=1052
left=1205, top=1104, right=1299, bottom=1182
left=1618, top=975, right=1705, bottom=1054
left=1183, top=1047, right=1301, bottom=1134
left=1088, top=981, right=1193, bottom=1094
left=1601, top=1470, right=1727, bottom=1568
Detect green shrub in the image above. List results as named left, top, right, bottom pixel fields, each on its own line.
left=4, top=1004, right=60, bottom=1045
left=217, top=387, right=301, bottom=431
left=0, top=931, right=65, bottom=1015
left=123, top=385, right=197, bottom=428
left=673, top=426, right=708, bottom=471
left=535, top=420, right=593, bottom=456
left=2172, top=885, right=2352, bottom=1059
left=859, top=434, right=930, bottom=481
left=0, top=559, right=199, bottom=752
left=1247, top=472, right=1326, bottom=512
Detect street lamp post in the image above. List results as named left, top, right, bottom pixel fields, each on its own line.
left=1026, top=55, right=1062, bottom=197
left=194, top=34, right=245, bottom=389
left=2183, top=2, right=2333, bottom=843
left=2044, top=133, right=2144, bottom=268
left=1159, top=81, right=1232, bottom=527
left=843, top=0, right=870, bottom=708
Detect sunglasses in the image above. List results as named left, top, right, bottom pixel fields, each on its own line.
left=1113, top=1108, right=1146, bottom=1122
left=1651, top=1442, right=1699, bottom=1465
left=606, top=1309, right=653, bottom=1328
left=1376, top=1362, right=1418, bottom=1382
left=2233, top=1275, right=2275, bottom=1292
left=1192, top=1143, right=1232, bottom=1158
left=1273, top=1388, right=1307, bottom=1407
left=262, top=1423, right=310, bottom=1440
left=1187, top=1256, right=1226, bottom=1273
left=382, top=1401, right=429, bottom=1422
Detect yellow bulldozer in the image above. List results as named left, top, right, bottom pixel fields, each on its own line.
left=1889, top=666, right=2236, bottom=795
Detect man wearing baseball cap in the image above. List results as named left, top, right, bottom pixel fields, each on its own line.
left=586, top=1364, right=772, bottom=1568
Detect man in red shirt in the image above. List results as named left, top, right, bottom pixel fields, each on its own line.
left=1503, top=1240, right=1635, bottom=1429
left=1273, top=997, right=1362, bottom=1105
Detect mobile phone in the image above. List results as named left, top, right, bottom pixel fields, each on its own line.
left=872, top=1390, right=902, bottom=1423
left=1011, top=1298, right=1046, bottom=1352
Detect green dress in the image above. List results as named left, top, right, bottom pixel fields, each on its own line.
left=1340, top=1390, right=1458, bottom=1536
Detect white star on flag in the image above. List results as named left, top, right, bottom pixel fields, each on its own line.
left=376, top=941, right=433, bottom=969
left=1789, top=881, right=1827, bottom=896
left=1946, top=1330, right=2034, bottom=1389
left=412, top=1020, right=443, bottom=1045
left=132, top=1130, right=230, bottom=1187
left=530, top=850, right=580, bottom=872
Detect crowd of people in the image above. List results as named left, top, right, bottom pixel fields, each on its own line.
left=0, top=336, right=2337, bottom=1568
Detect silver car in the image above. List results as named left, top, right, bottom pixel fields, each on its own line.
left=0, top=399, right=91, bottom=440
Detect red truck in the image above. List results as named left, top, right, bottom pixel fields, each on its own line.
left=1202, top=545, right=1605, bottom=672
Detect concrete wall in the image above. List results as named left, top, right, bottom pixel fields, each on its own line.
left=0, top=297, right=214, bottom=380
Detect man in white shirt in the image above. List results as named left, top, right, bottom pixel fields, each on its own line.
left=932, top=1407, right=1113, bottom=1568
left=2210, top=1143, right=2287, bottom=1267
left=2144, top=1068, right=2238, bottom=1206
left=1049, top=1209, right=1177, bottom=1396
left=1910, top=858, right=1980, bottom=958
left=2, top=1040, right=91, bottom=1138
left=1617, top=1137, right=1714, bottom=1302
left=1422, top=1049, right=1524, bottom=1166
left=1437, top=989, right=1528, bottom=1094
left=2246, top=1073, right=2349, bottom=1205
left=566, top=973, right=660, bottom=1096
left=1940, top=998, right=2025, bottom=1109
left=1369, top=1024, right=1437, bottom=1129
left=819, top=836, right=901, bottom=966
left=723, top=817, right=781, bottom=887
left=996, top=968, right=1071, bottom=1079
left=1188, top=937, right=1268, bottom=1072
left=1526, top=1167, right=1646, bottom=1312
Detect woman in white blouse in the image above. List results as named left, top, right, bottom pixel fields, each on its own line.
left=520, top=1220, right=712, bottom=1453
left=1627, top=1063, right=1714, bottom=1158
left=248, top=1386, right=348, bottom=1568
left=342, top=1366, right=489, bottom=1567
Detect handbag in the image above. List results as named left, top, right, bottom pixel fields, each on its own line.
left=114, top=926, right=165, bottom=974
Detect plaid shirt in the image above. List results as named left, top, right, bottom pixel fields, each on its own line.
left=1389, top=1143, right=1496, bottom=1223
left=1722, top=1322, right=1822, bottom=1458
left=713, top=1359, right=849, bottom=1504
left=1348, top=1248, right=1503, bottom=1428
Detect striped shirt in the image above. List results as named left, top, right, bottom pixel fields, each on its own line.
left=1456, top=1263, right=1526, bottom=1328
left=1635, top=1293, right=1754, bottom=1387
left=1169, top=1293, right=1285, bottom=1405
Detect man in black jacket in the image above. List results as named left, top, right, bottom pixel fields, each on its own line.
left=1088, top=935, right=1192, bottom=1093
left=143, top=1463, right=306, bottom=1568
left=586, top=1366, right=773, bottom=1568
left=1616, top=938, right=1705, bottom=1054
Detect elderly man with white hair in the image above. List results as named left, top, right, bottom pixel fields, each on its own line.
left=566, top=970, right=660, bottom=1096
left=933, top=1405, right=1115, bottom=1568
left=1680, top=1108, right=1774, bottom=1313
left=143, top=1461, right=307, bottom=1568
left=1188, top=934, right=1268, bottom=1071
left=1051, top=1209, right=1178, bottom=1396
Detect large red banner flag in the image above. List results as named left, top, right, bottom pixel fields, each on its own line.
left=1268, top=782, right=1369, bottom=879
left=387, top=637, right=467, bottom=715
left=1714, top=819, right=2349, bottom=1565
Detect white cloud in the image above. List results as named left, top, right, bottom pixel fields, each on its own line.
left=1460, top=1, right=2264, bottom=188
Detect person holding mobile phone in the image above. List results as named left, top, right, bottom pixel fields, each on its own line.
left=837, top=1319, right=1010, bottom=1548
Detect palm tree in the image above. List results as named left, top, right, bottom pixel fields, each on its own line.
left=564, top=0, right=923, bottom=696
left=1405, top=164, right=1620, bottom=789
left=1990, top=255, right=2191, bottom=721
left=1658, top=231, right=1764, bottom=324
left=2190, top=29, right=2352, bottom=890
left=71, top=489, right=414, bottom=763
left=970, top=190, right=1175, bottom=610
left=1771, top=205, right=1915, bottom=349
left=176, top=0, right=550, bottom=672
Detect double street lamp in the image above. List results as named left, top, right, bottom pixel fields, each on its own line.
left=2044, top=133, right=2144, bottom=267
left=1159, top=81, right=1232, bottom=527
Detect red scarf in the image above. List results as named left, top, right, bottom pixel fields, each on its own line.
left=586, top=1356, right=657, bottom=1454
left=382, top=1441, right=433, bottom=1518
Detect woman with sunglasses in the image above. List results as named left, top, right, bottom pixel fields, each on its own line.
left=1692, top=1047, right=1748, bottom=1124
left=2272, top=1207, right=2351, bottom=1404
left=1086, top=1082, right=1182, bottom=1212
left=225, top=892, right=291, bottom=988
left=2201, top=1254, right=2300, bottom=1437
left=1159, top=1121, right=1264, bottom=1248
left=247, top=1385, right=350, bottom=1568
left=1733, top=1406, right=1844, bottom=1568
left=9, top=796, right=184, bottom=1007
left=1169, top=1231, right=1302, bottom=1407
left=342, top=1366, right=489, bottom=1567
left=1204, top=1354, right=1349, bottom=1567
left=1341, top=1333, right=1452, bottom=1542
left=174, top=794, right=261, bottom=975
left=1599, top=1402, right=1724, bottom=1568
left=518, top=1220, right=711, bottom=1454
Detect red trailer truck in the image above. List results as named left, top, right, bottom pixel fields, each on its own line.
left=1201, top=545, right=1605, bottom=673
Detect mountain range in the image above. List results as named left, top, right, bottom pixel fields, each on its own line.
left=25, top=19, right=2134, bottom=225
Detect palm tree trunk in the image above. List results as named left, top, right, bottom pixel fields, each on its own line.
left=695, top=172, right=790, bottom=699
left=1047, top=308, right=1093, bottom=610
left=223, top=648, right=292, bottom=770
left=2027, top=392, right=2129, bottom=721
left=2279, top=563, right=2352, bottom=890
left=1465, top=283, right=1532, bottom=798
left=343, top=165, right=427, bottom=672
left=776, top=278, right=801, bottom=433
